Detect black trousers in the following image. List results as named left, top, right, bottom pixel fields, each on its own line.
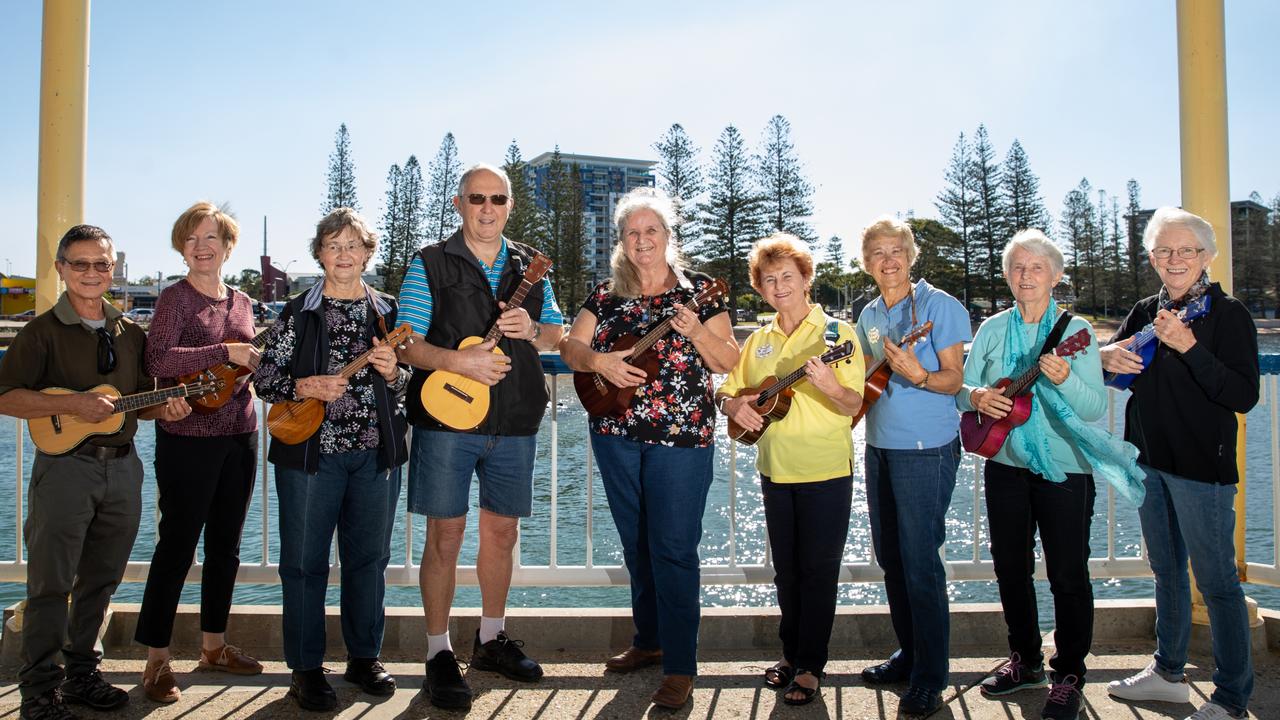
left=984, top=460, right=1096, bottom=683
left=761, top=474, right=852, bottom=675
left=134, top=428, right=257, bottom=647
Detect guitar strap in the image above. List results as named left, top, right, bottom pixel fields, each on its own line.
left=1038, top=311, right=1074, bottom=356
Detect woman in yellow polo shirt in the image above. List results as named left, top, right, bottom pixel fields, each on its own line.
left=718, top=233, right=864, bottom=706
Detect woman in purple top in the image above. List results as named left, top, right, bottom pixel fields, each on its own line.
left=135, top=202, right=264, bottom=703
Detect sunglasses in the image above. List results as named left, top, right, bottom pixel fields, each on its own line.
left=465, top=193, right=509, bottom=206
left=61, top=259, right=115, bottom=273
left=96, top=327, right=117, bottom=374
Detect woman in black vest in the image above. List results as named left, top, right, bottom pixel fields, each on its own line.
left=253, top=208, right=409, bottom=711
left=560, top=187, right=739, bottom=709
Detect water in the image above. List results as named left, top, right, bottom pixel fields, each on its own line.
left=2, top=351, right=1278, bottom=617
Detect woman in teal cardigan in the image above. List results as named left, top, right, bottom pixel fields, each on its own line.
left=957, top=229, right=1142, bottom=720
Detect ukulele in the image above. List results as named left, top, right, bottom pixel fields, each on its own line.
left=179, top=321, right=284, bottom=414
left=28, top=372, right=224, bottom=455
left=849, top=321, right=934, bottom=428
left=267, top=324, right=414, bottom=444
left=725, top=340, right=857, bottom=446
left=573, top=278, right=729, bottom=418
left=1104, top=294, right=1211, bottom=390
left=419, top=252, right=553, bottom=431
left=959, top=327, right=1092, bottom=458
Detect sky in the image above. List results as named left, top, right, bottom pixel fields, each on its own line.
left=1, top=1, right=1277, bottom=282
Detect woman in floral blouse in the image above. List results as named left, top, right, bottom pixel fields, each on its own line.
left=253, top=208, right=409, bottom=712
left=560, top=187, right=739, bottom=709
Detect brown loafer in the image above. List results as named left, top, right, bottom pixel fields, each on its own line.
left=651, top=674, right=694, bottom=709
left=197, top=644, right=264, bottom=676
left=605, top=646, right=663, bottom=673
left=143, top=657, right=181, bottom=703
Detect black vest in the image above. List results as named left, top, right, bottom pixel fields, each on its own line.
left=406, top=232, right=549, bottom=436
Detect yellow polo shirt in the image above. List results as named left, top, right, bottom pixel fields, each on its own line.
left=718, top=304, right=864, bottom=483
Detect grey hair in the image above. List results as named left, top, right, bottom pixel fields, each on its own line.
left=608, top=187, right=688, bottom=298
left=56, top=224, right=114, bottom=261
left=1142, top=206, right=1218, bottom=259
left=860, top=215, right=919, bottom=268
left=1002, top=229, right=1064, bottom=277
left=456, top=163, right=513, bottom=199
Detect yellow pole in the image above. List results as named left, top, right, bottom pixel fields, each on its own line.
left=35, top=0, right=91, bottom=313
left=1175, top=0, right=1255, bottom=626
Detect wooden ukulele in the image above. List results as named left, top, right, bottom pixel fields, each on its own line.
left=725, top=340, right=857, bottom=446
left=849, top=321, right=934, bottom=428
left=179, top=321, right=283, bottom=414
left=419, top=252, right=553, bottom=431
left=1104, top=293, right=1210, bottom=390
left=267, top=324, right=414, bottom=444
left=574, top=278, right=729, bottom=418
left=28, top=372, right=224, bottom=455
left=959, top=327, right=1092, bottom=458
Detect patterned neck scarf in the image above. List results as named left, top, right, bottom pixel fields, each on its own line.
left=1157, top=270, right=1211, bottom=311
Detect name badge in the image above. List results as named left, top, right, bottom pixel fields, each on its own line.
left=755, top=343, right=774, bottom=358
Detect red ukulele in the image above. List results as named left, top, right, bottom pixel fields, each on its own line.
left=959, top=328, right=1092, bottom=458
left=574, top=279, right=728, bottom=418
left=849, top=321, right=933, bottom=428
left=725, top=340, right=856, bottom=446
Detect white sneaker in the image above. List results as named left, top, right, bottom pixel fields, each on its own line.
left=1107, top=661, right=1190, bottom=703
left=1185, top=701, right=1243, bottom=720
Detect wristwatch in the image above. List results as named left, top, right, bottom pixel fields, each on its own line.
left=914, top=370, right=930, bottom=389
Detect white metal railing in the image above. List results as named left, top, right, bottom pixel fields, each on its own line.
left=2, top=360, right=1278, bottom=593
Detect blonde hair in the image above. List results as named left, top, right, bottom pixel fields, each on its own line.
left=860, top=215, right=918, bottom=267
left=608, top=187, right=687, bottom=298
left=171, top=201, right=240, bottom=255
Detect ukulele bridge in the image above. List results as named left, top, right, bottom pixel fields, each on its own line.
left=444, top=384, right=474, bottom=403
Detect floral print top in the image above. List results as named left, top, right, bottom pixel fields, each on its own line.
left=256, top=296, right=408, bottom=455
left=582, top=270, right=727, bottom=448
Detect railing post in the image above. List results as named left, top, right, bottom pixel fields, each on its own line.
left=549, top=375, right=558, bottom=569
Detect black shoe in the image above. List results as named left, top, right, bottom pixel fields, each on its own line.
left=425, top=650, right=473, bottom=710
left=1040, top=676, right=1083, bottom=720
left=345, top=657, right=396, bottom=697
left=60, top=670, right=128, bottom=710
left=20, top=689, right=75, bottom=720
left=288, top=668, right=338, bottom=711
left=980, top=652, right=1048, bottom=697
left=471, top=630, right=544, bottom=682
left=900, top=685, right=943, bottom=716
left=861, top=657, right=912, bottom=685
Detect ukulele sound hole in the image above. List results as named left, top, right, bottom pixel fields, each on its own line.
left=444, top=384, right=474, bottom=403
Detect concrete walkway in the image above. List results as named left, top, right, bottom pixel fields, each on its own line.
left=0, top=645, right=1273, bottom=719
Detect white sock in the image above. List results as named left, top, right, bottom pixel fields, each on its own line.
left=426, top=632, right=453, bottom=661
left=479, top=616, right=505, bottom=644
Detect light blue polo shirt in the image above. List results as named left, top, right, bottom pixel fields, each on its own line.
left=855, top=279, right=971, bottom=450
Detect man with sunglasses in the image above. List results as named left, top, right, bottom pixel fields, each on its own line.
left=0, top=225, right=190, bottom=720
left=396, top=163, right=564, bottom=710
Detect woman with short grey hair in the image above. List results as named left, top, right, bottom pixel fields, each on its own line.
left=1102, top=207, right=1257, bottom=720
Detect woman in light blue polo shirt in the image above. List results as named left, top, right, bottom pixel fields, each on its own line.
left=854, top=216, right=969, bottom=717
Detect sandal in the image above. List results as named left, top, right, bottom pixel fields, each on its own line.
left=764, top=661, right=795, bottom=688
left=782, top=669, right=825, bottom=706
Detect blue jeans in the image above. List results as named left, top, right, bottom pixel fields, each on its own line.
left=275, top=450, right=401, bottom=670
left=590, top=434, right=714, bottom=677
left=865, top=438, right=960, bottom=692
left=1139, top=464, right=1252, bottom=715
left=407, top=428, right=536, bottom=518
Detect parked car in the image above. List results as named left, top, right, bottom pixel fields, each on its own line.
left=126, top=308, right=155, bottom=321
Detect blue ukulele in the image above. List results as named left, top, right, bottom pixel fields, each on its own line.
left=1104, top=294, right=1211, bottom=390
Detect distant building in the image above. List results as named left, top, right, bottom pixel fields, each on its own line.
left=525, top=152, right=656, bottom=283
left=1125, top=199, right=1271, bottom=245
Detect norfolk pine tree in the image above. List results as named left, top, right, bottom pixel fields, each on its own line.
left=379, top=163, right=405, bottom=293
left=425, top=133, right=462, bottom=245
left=502, top=140, right=544, bottom=250
left=653, top=124, right=704, bottom=249
left=968, top=125, right=1005, bottom=310
left=935, top=132, right=977, bottom=310
left=698, top=125, right=766, bottom=312
left=380, top=156, right=425, bottom=296
left=756, top=115, right=816, bottom=246
left=323, top=123, right=360, bottom=213
left=1002, top=139, right=1049, bottom=235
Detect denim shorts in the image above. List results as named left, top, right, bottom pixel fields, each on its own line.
left=406, top=427, right=536, bottom=518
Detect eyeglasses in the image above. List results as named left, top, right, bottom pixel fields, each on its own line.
left=96, top=327, right=117, bottom=374
left=1151, top=246, right=1204, bottom=260
left=60, top=259, right=115, bottom=273
left=320, top=241, right=365, bottom=255
left=465, top=193, right=509, bottom=206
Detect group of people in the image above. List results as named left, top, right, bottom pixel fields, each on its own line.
left=0, top=159, right=1257, bottom=720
